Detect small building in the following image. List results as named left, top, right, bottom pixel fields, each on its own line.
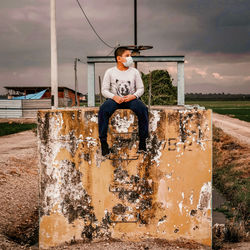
left=0, top=86, right=84, bottom=118
left=4, top=86, right=83, bottom=107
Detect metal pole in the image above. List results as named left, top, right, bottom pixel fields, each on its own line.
left=98, top=76, right=103, bottom=105
left=177, top=62, right=185, bottom=105
left=74, top=58, right=79, bottom=106
left=148, top=71, right=152, bottom=112
left=50, top=0, right=58, bottom=108
left=87, top=63, right=95, bottom=107
left=134, top=0, right=138, bottom=69
left=134, top=0, right=137, bottom=46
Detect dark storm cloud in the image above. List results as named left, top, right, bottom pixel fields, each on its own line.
left=180, top=0, right=250, bottom=53
left=140, top=0, right=250, bottom=54
left=0, top=0, right=249, bottom=94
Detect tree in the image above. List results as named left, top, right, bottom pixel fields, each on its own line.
left=140, top=69, right=177, bottom=105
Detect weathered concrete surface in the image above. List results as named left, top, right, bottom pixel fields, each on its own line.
left=37, top=106, right=212, bottom=249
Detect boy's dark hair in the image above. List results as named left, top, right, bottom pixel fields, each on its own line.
left=114, top=46, right=130, bottom=62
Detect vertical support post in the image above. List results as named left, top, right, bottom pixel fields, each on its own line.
left=88, top=63, right=95, bottom=107
left=148, top=71, right=152, bottom=112
left=177, top=62, right=185, bottom=105
left=134, top=0, right=137, bottom=46
left=134, top=0, right=138, bottom=69
left=50, top=0, right=58, bottom=109
left=98, top=76, right=103, bottom=105
left=74, top=58, right=79, bottom=106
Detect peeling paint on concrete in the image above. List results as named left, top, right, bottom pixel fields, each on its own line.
left=149, top=110, right=161, bottom=132
left=37, top=107, right=212, bottom=249
left=178, top=201, right=183, bottom=214
left=85, top=137, right=97, bottom=148
left=165, top=173, right=172, bottom=179
left=198, top=182, right=212, bottom=211
left=149, top=139, right=165, bottom=167
left=112, top=113, right=135, bottom=133
left=190, top=193, right=194, bottom=205
left=90, top=115, right=98, bottom=123
left=157, top=215, right=167, bottom=226
left=158, top=179, right=168, bottom=209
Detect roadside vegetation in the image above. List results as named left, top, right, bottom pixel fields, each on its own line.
left=212, top=125, right=250, bottom=249
left=0, top=122, right=37, bottom=137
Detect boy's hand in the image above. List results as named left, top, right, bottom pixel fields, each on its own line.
left=113, top=95, right=124, bottom=104
left=123, top=95, right=136, bottom=102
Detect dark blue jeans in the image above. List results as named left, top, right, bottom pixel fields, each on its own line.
left=98, top=98, right=149, bottom=142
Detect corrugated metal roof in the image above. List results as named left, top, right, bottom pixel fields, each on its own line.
left=12, top=89, right=47, bottom=100
left=4, top=86, right=83, bottom=95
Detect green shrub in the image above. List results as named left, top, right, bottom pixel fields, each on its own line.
left=141, top=69, right=177, bottom=105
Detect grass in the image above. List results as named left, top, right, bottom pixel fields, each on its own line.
left=0, top=122, right=37, bottom=137
left=212, top=125, right=249, bottom=248
left=213, top=204, right=234, bottom=220
left=212, top=126, right=250, bottom=223
left=186, top=100, right=250, bottom=122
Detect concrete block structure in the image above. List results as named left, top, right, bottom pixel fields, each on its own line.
left=37, top=106, right=212, bottom=249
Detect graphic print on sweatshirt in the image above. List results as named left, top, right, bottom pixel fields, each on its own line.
left=115, top=79, right=131, bottom=97
left=101, top=66, right=144, bottom=99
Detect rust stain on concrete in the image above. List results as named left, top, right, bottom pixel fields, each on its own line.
left=37, top=106, right=212, bottom=249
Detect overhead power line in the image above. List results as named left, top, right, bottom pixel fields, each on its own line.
left=76, top=0, right=115, bottom=49
left=107, top=47, right=116, bottom=56
left=106, top=43, right=120, bottom=56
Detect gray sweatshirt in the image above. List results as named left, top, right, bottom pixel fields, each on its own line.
left=101, top=66, right=144, bottom=99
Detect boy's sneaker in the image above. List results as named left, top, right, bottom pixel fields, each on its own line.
left=101, top=141, right=111, bottom=157
left=138, top=139, right=147, bottom=153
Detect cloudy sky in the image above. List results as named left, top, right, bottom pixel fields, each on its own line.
left=0, top=0, right=249, bottom=95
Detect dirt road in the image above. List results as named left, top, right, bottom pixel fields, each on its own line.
left=0, top=130, right=39, bottom=249
left=212, top=113, right=250, bottom=145
left=0, top=130, right=37, bottom=161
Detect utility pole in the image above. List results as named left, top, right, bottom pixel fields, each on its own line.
left=134, top=0, right=138, bottom=69
left=134, top=0, right=137, bottom=47
left=51, top=0, right=58, bottom=108
left=74, top=58, right=80, bottom=106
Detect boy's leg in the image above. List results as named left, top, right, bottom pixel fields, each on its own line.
left=126, top=99, right=149, bottom=151
left=98, top=98, right=119, bottom=142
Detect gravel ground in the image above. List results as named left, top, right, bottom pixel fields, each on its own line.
left=0, top=130, right=39, bottom=249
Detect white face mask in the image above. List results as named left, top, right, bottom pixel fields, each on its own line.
left=122, top=56, right=133, bottom=67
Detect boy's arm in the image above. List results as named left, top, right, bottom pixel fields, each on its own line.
left=101, top=69, right=115, bottom=99
left=133, top=69, right=144, bottom=98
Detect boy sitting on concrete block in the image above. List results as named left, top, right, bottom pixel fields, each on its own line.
left=98, top=46, right=149, bottom=156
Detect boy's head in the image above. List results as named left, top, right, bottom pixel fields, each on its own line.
left=114, top=46, right=132, bottom=63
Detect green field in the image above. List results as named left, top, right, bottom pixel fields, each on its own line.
left=0, top=122, right=37, bottom=137
left=186, top=101, right=250, bottom=122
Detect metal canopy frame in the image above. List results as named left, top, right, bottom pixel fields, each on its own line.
left=87, top=55, right=185, bottom=106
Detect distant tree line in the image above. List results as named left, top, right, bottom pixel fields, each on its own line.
left=185, top=93, right=250, bottom=101
left=0, top=95, right=7, bottom=99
